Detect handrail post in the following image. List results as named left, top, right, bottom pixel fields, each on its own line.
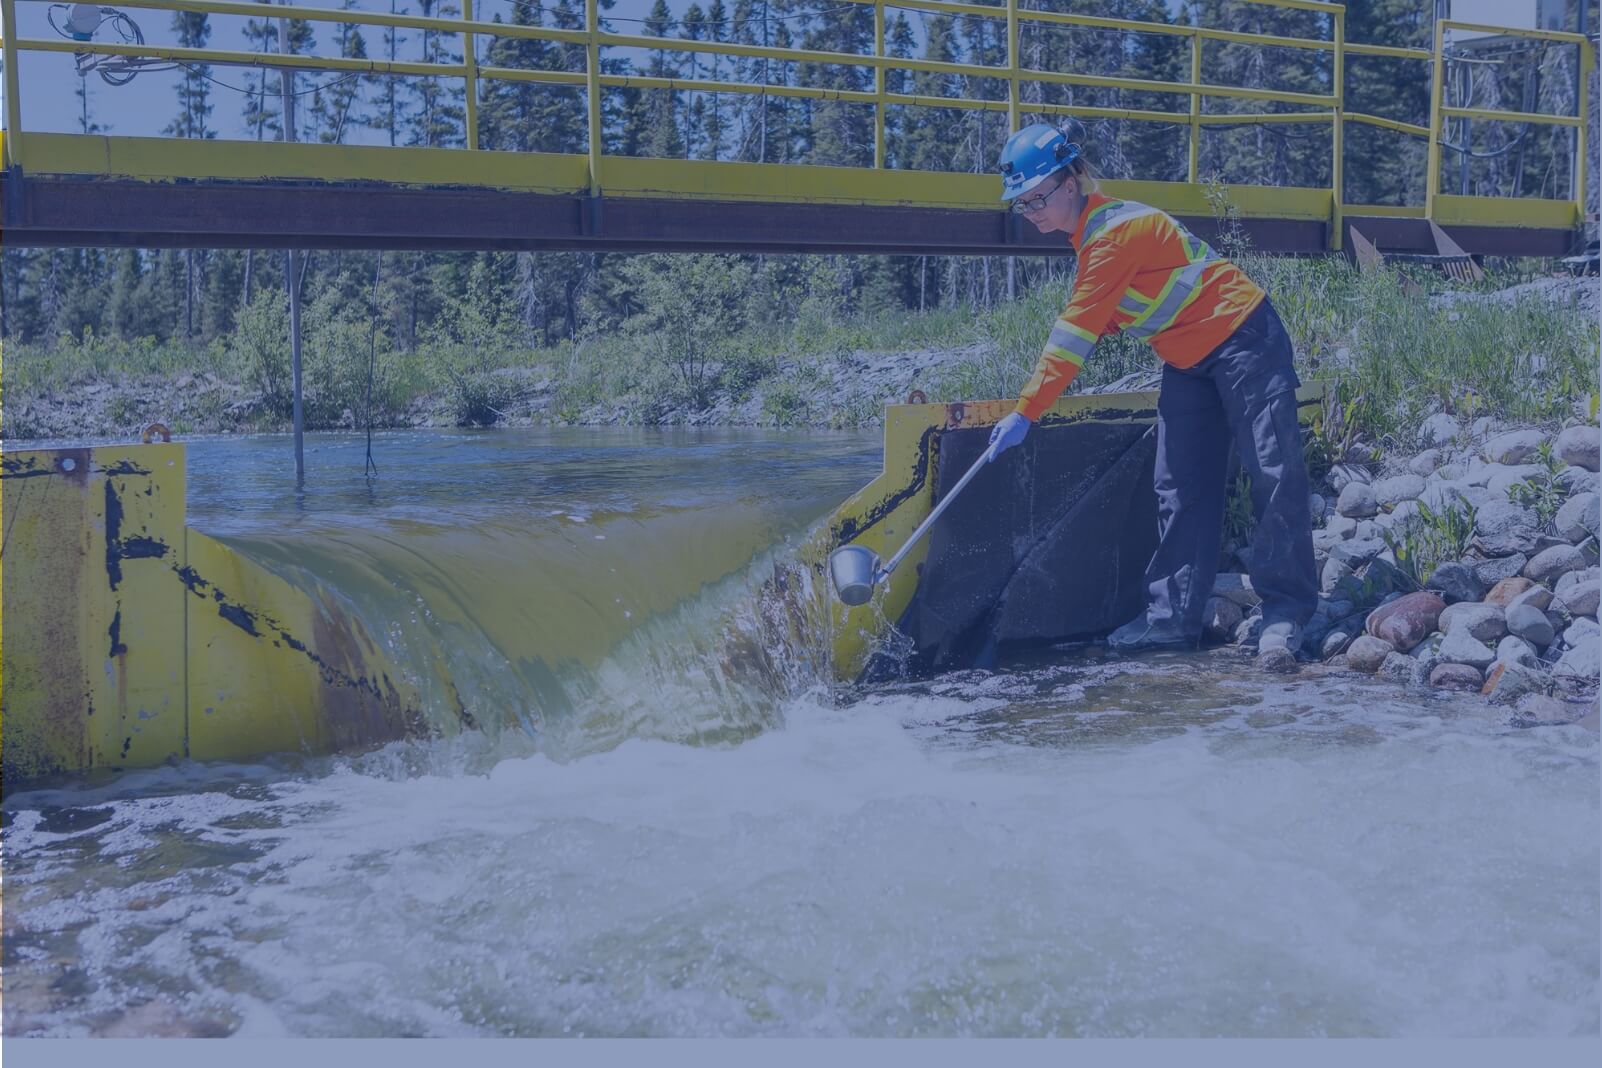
left=1187, top=29, right=1200, bottom=183
left=1425, top=18, right=1445, bottom=222
left=3, top=0, right=25, bottom=167
left=873, top=0, right=884, bottom=168
left=1006, top=0, right=1019, bottom=134
left=463, top=0, right=478, bottom=150
left=1331, top=6, right=1344, bottom=250
left=1576, top=37, right=1593, bottom=228
left=585, top=0, right=602, bottom=194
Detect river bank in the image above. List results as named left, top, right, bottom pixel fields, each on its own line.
left=3, top=267, right=1596, bottom=444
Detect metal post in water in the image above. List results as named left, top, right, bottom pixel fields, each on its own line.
left=279, top=2, right=304, bottom=484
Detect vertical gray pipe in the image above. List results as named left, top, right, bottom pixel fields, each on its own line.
left=278, top=3, right=304, bottom=484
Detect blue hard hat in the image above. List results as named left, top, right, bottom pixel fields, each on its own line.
left=997, top=123, right=1081, bottom=201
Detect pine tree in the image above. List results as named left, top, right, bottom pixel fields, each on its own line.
left=409, top=1, right=467, bottom=147
left=242, top=2, right=283, bottom=143
left=479, top=3, right=560, bottom=152
left=700, top=0, right=730, bottom=160
left=620, top=1, right=687, bottom=158
left=798, top=1, right=872, bottom=166
left=308, top=1, right=372, bottom=144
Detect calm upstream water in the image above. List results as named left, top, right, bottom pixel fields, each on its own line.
left=2, top=429, right=1597, bottom=1037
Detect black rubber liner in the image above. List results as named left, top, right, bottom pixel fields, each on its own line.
left=864, top=421, right=1160, bottom=680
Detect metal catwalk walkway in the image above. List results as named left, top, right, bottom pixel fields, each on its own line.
left=0, top=0, right=1593, bottom=255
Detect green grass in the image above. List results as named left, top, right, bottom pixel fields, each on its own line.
left=3, top=256, right=1596, bottom=441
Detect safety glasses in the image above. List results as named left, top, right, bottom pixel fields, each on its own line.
left=1009, top=175, right=1068, bottom=215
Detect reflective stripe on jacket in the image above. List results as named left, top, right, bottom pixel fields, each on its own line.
left=1014, top=193, right=1265, bottom=421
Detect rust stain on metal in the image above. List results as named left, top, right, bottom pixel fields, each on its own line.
left=310, top=591, right=421, bottom=751
left=944, top=403, right=967, bottom=430
left=174, top=559, right=423, bottom=751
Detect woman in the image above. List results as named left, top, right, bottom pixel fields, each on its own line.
left=987, top=122, right=1317, bottom=669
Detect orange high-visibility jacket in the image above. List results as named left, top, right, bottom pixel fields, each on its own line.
left=1014, top=193, right=1265, bottom=421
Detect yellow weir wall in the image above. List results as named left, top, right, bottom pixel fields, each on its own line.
left=0, top=443, right=423, bottom=782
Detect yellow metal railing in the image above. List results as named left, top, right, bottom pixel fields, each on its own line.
left=0, top=0, right=1594, bottom=244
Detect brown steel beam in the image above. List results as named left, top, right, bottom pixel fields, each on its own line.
left=3, top=173, right=1573, bottom=257
left=1345, top=215, right=1579, bottom=258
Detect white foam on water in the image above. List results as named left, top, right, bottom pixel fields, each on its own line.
left=4, top=671, right=1596, bottom=1038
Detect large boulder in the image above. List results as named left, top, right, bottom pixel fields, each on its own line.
left=1438, top=629, right=1498, bottom=670
left=1485, top=464, right=1546, bottom=500
left=1481, top=662, right=1551, bottom=705
left=1558, top=467, right=1601, bottom=495
left=1366, top=591, right=1446, bottom=649
left=1327, top=465, right=1372, bottom=494
left=1556, top=425, right=1601, bottom=472
left=1496, top=634, right=1542, bottom=669
left=1430, top=662, right=1485, bottom=692
left=1378, top=500, right=1423, bottom=536
left=1484, top=576, right=1535, bottom=606
left=1504, top=603, right=1556, bottom=649
left=1323, top=514, right=1359, bottom=539
left=1524, top=544, right=1588, bottom=586
left=1321, top=555, right=1356, bottom=597
left=1419, top=413, right=1461, bottom=448
left=1425, top=562, right=1486, bottom=603
left=1508, top=584, right=1554, bottom=613
left=1483, top=429, right=1546, bottom=465
left=1329, top=538, right=1386, bottom=568
left=1378, top=651, right=1416, bottom=683
left=1348, top=635, right=1395, bottom=673
left=1441, top=601, right=1508, bottom=643
left=1563, top=617, right=1600, bottom=649
left=1336, top=481, right=1378, bottom=519
left=1554, top=492, right=1600, bottom=544
left=1555, top=566, right=1599, bottom=596
left=1409, top=450, right=1444, bottom=477
left=1555, top=579, right=1601, bottom=618
left=1554, top=640, right=1601, bottom=680
left=1373, top=474, right=1426, bottom=507
left=1471, top=553, right=1528, bottom=588
left=1473, top=501, right=1542, bottom=557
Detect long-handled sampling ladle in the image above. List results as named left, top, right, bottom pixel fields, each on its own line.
left=828, top=442, right=1000, bottom=606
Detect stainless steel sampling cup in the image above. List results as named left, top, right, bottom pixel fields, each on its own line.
left=829, top=545, right=880, bottom=607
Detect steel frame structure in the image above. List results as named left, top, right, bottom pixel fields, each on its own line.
left=0, top=0, right=1593, bottom=254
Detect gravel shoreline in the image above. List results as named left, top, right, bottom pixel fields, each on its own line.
left=1210, top=415, right=1601, bottom=729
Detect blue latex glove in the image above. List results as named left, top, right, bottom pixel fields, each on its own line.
left=988, top=412, right=1031, bottom=459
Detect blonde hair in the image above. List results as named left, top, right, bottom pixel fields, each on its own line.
left=1067, top=155, right=1100, bottom=195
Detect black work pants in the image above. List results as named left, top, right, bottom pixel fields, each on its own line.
left=1144, top=297, right=1318, bottom=636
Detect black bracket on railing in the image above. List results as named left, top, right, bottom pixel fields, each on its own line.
left=581, top=193, right=603, bottom=237
left=1003, top=208, right=1021, bottom=246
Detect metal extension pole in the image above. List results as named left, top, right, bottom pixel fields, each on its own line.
left=279, top=2, right=304, bottom=484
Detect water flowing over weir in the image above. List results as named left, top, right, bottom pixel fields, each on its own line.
left=186, top=429, right=886, bottom=764
left=223, top=503, right=834, bottom=761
